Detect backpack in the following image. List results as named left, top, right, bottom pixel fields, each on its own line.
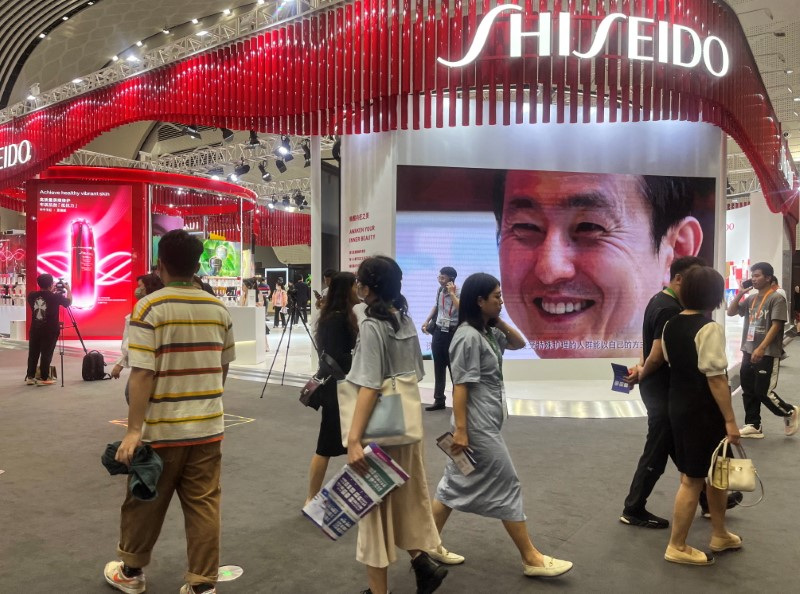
left=82, top=350, right=109, bottom=381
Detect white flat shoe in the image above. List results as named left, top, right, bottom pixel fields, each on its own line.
left=427, top=544, right=465, bottom=565
left=523, top=556, right=573, bottom=577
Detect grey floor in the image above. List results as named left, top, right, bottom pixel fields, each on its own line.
left=1, top=342, right=799, bottom=594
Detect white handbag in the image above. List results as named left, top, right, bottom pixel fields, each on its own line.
left=338, top=371, right=423, bottom=448
left=707, top=438, right=763, bottom=505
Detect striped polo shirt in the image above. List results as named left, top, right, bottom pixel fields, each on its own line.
left=128, top=286, right=236, bottom=447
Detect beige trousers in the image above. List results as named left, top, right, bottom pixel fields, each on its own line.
left=117, top=441, right=222, bottom=586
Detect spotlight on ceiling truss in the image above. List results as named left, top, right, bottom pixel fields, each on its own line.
left=258, top=161, right=272, bottom=182
left=178, top=124, right=202, bottom=140
left=233, top=159, right=251, bottom=177
left=246, top=130, right=261, bottom=148
left=220, top=128, right=235, bottom=143
left=301, top=139, right=311, bottom=167
left=275, top=159, right=287, bottom=173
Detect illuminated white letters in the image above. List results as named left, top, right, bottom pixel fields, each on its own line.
left=703, top=36, right=730, bottom=77
left=510, top=11, right=551, bottom=58
left=439, top=11, right=730, bottom=78
left=672, top=24, right=702, bottom=69
left=0, top=140, right=33, bottom=170
left=628, top=16, right=655, bottom=62
left=439, top=5, right=525, bottom=68
left=572, top=13, right=627, bottom=59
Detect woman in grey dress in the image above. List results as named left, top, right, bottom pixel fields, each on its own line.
left=432, top=273, right=573, bottom=578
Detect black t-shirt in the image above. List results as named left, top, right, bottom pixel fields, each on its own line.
left=28, top=290, right=71, bottom=333
left=640, top=290, right=682, bottom=392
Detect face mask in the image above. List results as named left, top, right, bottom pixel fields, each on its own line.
left=134, top=287, right=146, bottom=299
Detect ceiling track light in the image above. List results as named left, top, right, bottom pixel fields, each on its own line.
left=178, top=124, right=202, bottom=140
left=246, top=130, right=261, bottom=147
left=234, top=159, right=250, bottom=177
left=220, top=127, right=234, bottom=143
left=275, top=159, right=287, bottom=174
left=301, top=139, right=311, bottom=167
left=258, top=162, right=272, bottom=182
left=282, top=195, right=291, bottom=206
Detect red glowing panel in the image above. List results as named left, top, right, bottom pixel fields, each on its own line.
left=33, top=182, right=133, bottom=339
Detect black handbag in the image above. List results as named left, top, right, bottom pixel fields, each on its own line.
left=426, top=287, right=442, bottom=334
left=299, top=352, right=346, bottom=409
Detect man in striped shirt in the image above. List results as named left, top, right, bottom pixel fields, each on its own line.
left=104, top=229, right=235, bottom=594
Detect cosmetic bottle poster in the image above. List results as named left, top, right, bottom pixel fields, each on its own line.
left=34, top=183, right=133, bottom=339
left=199, top=239, right=240, bottom=277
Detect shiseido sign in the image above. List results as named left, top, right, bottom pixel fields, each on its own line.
left=438, top=6, right=730, bottom=78
left=0, top=140, right=33, bottom=170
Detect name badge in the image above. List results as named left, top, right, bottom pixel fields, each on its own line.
left=439, top=323, right=450, bottom=333
left=746, top=325, right=755, bottom=342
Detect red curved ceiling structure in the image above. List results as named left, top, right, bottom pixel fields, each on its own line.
left=0, top=0, right=796, bottom=220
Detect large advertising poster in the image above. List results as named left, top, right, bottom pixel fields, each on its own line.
left=397, top=166, right=716, bottom=359
left=35, top=183, right=133, bottom=339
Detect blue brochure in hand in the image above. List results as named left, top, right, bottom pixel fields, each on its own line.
left=611, top=363, right=632, bottom=394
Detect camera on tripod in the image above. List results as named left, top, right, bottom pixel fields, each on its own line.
left=55, top=278, right=68, bottom=294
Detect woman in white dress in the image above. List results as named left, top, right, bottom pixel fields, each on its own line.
left=431, top=273, right=573, bottom=578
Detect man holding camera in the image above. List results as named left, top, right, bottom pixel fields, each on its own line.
left=421, top=266, right=460, bottom=411
left=26, top=274, right=72, bottom=386
left=727, top=262, right=799, bottom=438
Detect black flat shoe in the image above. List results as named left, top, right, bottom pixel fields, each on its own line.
left=425, top=402, right=446, bottom=411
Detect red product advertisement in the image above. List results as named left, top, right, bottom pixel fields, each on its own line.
left=32, top=183, right=133, bottom=339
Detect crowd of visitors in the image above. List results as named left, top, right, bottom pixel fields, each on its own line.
left=92, top=240, right=795, bottom=593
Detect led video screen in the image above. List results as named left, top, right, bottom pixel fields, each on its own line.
left=397, top=166, right=716, bottom=359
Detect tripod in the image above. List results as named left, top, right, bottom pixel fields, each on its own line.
left=58, top=306, right=87, bottom=387
left=260, top=300, right=317, bottom=398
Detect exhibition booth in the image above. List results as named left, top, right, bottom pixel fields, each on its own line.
left=0, top=0, right=797, bottom=414
left=19, top=166, right=304, bottom=365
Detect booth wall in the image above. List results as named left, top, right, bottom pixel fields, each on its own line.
left=748, top=191, right=785, bottom=283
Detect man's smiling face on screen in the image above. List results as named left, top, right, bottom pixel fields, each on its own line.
left=497, top=170, right=701, bottom=358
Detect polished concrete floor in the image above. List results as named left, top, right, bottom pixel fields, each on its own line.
left=1, top=341, right=798, bottom=593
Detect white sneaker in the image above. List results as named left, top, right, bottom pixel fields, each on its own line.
left=739, top=424, right=764, bottom=439
left=784, top=406, right=800, bottom=437
left=427, top=544, right=465, bottom=565
left=104, top=561, right=146, bottom=594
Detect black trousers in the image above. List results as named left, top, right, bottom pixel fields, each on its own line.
left=740, top=352, right=793, bottom=427
left=431, top=325, right=456, bottom=403
left=292, top=305, right=307, bottom=325
left=26, top=329, right=60, bottom=381
left=623, top=385, right=675, bottom=514
left=273, top=307, right=286, bottom=327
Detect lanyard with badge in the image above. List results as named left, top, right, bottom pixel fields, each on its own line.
left=438, top=286, right=456, bottom=332
left=746, top=288, right=774, bottom=342
left=483, top=329, right=507, bottom=418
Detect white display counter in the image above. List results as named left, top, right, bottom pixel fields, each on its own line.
left=227, top=306, right=267, bottom=366
left=0, top=305, right=25, bottom=335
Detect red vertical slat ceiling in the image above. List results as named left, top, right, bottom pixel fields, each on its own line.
left=0, top=0, right=795, bottom=218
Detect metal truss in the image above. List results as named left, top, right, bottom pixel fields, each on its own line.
left=0, top=0, right=344, bottom=125
left=726, top=171, right=762, bottom=196
left=60, top=149, right=312, bottom=198
left=147, top=134, right=335, bottom=172
left=726, top=152, right=753, bottom=174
